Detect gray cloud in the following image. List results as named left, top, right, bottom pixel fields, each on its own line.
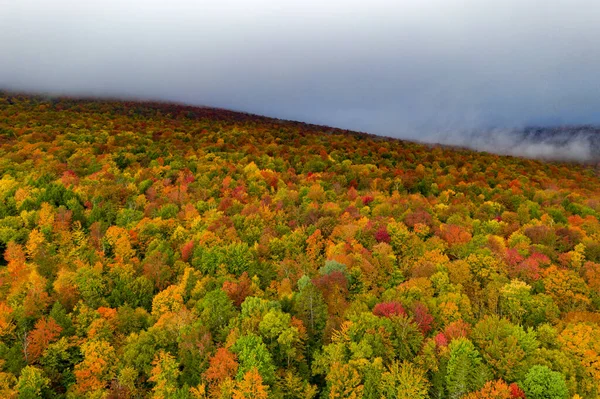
left=428, top=127, right=600, bottom=162
left=1, top=0, right=599, bottom=160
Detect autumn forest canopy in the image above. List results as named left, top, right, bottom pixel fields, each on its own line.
left=0, top=93, right=600, bottom=398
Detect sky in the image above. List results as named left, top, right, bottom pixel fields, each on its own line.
left=1, top=0, right=599, bottom=159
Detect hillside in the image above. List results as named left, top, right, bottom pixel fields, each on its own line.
left=1, top=93, right=600, bottom=398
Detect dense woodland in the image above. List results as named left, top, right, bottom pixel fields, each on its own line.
left=0, top=93, right=599, bottom=398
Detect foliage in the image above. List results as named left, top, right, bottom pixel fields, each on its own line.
left=522, top=365, right=569, bottom=399
left=1, top=93, right=600, bottom=397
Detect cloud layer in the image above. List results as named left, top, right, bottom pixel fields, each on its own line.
left=2, top=0, right=599, bottom=159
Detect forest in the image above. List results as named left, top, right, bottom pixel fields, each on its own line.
left=0, top=93, right=599, bottom=398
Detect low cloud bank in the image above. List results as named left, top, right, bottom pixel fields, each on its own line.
left=414, top=126, right=600, bottom=163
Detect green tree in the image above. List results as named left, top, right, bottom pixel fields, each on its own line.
left=500, top=279, right=532, bottom=324
left=232, top=334, right=276, bottom=385
left=74, top=263, right=107, bottom=309
left=471, top=315, right=538, bottom=381
left=16, top=366, right=49, bottom=399
left=196, top=289, right=237, bottom=339
left=39, top=337, right=78, bottom=392
left=292, top=278, right=327, bottom=344
left=259, top=308, right=304, bottom=367
left=522, top=365, right=569, bottom=399
left=446, top=338, right=490, bottom=399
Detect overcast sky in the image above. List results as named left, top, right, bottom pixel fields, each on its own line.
left=1, top=0, right=599, bottom=147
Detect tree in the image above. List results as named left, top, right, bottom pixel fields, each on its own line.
left=143, top=251, right=173, bottom=291
left=196, top=289, right=237, bottom=339
left=462, top=379, right=512, bottom=399
left=390, top=315, right=424, bottom=361
left=293, top=278, right=327, bottom=343
left=233, top=368, right=269, bottom=399
left=73, top=340, right=117, bottom=394
left=0, top=302, right=15, bottom=338
left=325, top=363, right=363, bottom=399
left=74, top=262, right=107, bottom=309
left=439, top=224, right=472, bottom=246
left=380, top=361, right=429, bottom=399
left=223, top=272, right=253, bottom=307
left=558, top=323, right=600, bottom=397
left=48, top=301, right=74, bottom=336
left=313, top=270, right=349, bottom=337
left=151, top=285, right=184, bottom=319
left=522, top=365, right=569, bottom=399
left=471, top=315, right=538, bottom=381
left=22, top=269, right=52, bottom=320
left=306, top=229, right=324, bottom=267
left=104, top=225, right=136, bottom=263
left=373, top=301, right=406, bottom=318
left=446, top=338, right=490, bottom=399
left=26, top=317, right=62, bottom=362
left=52, top=269, right=80, bottom=312
left=499, top=279, right=532, bottom=324
left=149, top=350, right=180, bottom=399
left=181, top=239, right=194, bottom=262
left=276, top=370, right=318, bottom=399
left=16, top=366, right=49, bottom=399
left=542, top=266, right=590, bottom=312
left=413, top=302, right=434, bottom=335
left=204, top=347, right=238, bottom=384
left=122, top=330, right=158, bottom=379
left=232, top=334, right=276, bottom=385
left=259, top=309, right=304, bottom=367
left=39, top=337, right=78, bottom=394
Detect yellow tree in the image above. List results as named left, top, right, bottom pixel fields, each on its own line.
left=558, top=323, right=600, bottom=397
left=543, top=266, right=590, bottom=312
left=306, top=229, right=324, bottom=270
left=149, top=350, right=181, bottom=399
left=73, top=340, right=117, bottom=395
left=0, top=302, right=15, bottom=338
left=232, top=368, right=269, bottom=399
left=380, top=361, right=430, bottom=399
left=105, top=225, right=136, bottom=263
left=326, top=363, right=363, bottom=399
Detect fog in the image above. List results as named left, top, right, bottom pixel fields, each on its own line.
left=429, top=127, right=600, bottom=162
left=1, top=0, right=599, bottom=160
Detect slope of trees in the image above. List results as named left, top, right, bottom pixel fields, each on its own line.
left=0, top=92, right=599, bottom=397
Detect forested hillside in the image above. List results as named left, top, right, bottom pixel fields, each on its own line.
left=0, top=93, right=599, bottom=398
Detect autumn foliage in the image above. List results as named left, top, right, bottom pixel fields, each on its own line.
left=0, top=93, right=599, bottom=398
